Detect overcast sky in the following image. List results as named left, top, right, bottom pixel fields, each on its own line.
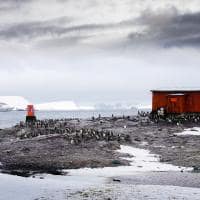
left=0, top=0, right=200, bottom=105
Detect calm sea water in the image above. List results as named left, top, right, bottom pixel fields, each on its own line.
left=0, top=109, right=137, bottom=129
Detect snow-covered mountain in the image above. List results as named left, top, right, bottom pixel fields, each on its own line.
left=0, top=96, right=29, bottom=110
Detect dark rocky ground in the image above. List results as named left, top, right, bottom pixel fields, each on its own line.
left=0, top=114, right=200, bottom=176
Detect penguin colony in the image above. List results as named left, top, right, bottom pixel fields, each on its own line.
left=151, top=112, right=200, bottom=124
left=16, top=119, right=131, bottom=144
left=14, top=112, right=200, bottom=143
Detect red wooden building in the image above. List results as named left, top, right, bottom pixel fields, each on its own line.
left=151, top=89, right=200, bottom=114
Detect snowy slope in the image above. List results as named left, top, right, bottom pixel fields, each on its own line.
left=0, top=96, right=29, bottom=110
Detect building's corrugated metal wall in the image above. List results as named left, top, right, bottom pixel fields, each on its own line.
left=152, top=91, right=200, bottom=114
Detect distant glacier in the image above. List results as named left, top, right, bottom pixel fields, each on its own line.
left=0, top=96, right=94, bottom=111
left=0, top=96, right=150, bottom=112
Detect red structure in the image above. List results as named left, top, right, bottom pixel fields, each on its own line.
left=26, top=105, right=36, bottom=122
left=151, top=89, right=200, bottom=114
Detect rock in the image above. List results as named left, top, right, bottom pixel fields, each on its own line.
left=111, top=160, right=121, bottom=165
left=113, top=178, right=121, bottom=182
left=192, top=166, right=200, bottom=172
left=134, top=138, right=141, bottom=142
left=21, top=147, right=30, bottom=153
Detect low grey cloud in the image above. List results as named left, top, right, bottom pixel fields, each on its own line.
left=0, top=0, right=33, bottom=5
left=1, top=7, right=200, bottom=50
left=0, top=17, right=133, bottom=42
left=0, top=16, right=73, bottom=41
left=129, top=9, right=200, bottom=48
left=37, top=35, right=92, bottom=48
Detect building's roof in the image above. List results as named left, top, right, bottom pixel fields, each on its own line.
left=151, top=88, right=200, bottom=93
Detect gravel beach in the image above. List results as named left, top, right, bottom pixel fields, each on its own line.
left=0, top=115, right=200, bottom=174
left=0, top=115, right=200, bottom=199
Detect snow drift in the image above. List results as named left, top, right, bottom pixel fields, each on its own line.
left=176, top=127, right=200, bottom=136
left=67, top=145, right=191, bottom=177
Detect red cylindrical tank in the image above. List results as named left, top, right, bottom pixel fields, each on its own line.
left=27, top=105, right=35, bottom=117
left=26, top=105, right=36, bottom=122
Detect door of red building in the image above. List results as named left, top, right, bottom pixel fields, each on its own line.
left=167, top=94, right=186, bottom=114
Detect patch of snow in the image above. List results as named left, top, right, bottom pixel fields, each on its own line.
left=67, top=145, right=191, bottom=177
left=140, top=141, right=149, bottom=146
left=1, top=173, right=200, bottom=200
left=176, top=127, right=200, bottom=136
left=154, top=145, right=165, bottom=148
left=0, top=173, right=104, bottom=200
left=0, top=96, right=29, bottom=110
